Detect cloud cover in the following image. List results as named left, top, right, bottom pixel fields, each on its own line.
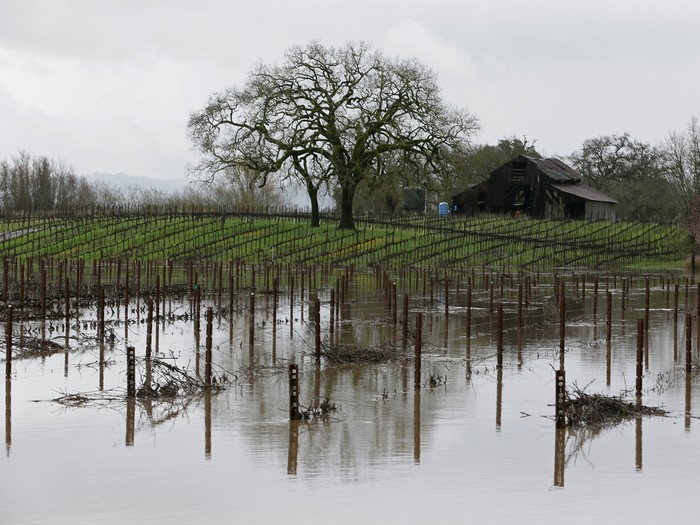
left=1, top=0, right=699, bottom=179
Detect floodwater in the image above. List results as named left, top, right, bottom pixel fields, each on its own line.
left=2, top=271, right=700, bottom=524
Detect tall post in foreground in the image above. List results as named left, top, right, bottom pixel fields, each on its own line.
left=5, top=305, right=12, bottom=378
left=126, top=346, right=136, bottom=397
left=289, top=364, right=299, bottom=421
left=636, top=318, right=644, bottom=398
left=414, top=313, right=423, bottom=389
left=205, top=307, right=213, bottom=387
left=555, top=369, right=566, bottom=428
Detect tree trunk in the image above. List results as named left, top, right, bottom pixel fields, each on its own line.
left=338, top=184, right=356, bottom=230
left=308, top=185, right=320, bottom=227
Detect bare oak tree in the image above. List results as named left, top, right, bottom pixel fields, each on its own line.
left=188, top=41, right=479, bottom=228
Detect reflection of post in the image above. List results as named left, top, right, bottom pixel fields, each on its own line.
left=554, top=426, right=565, bottom=487
left=496, top=367, right=503, bottom=429
left=635, top=399, right=643, bottom=472
left=287, top=419, right=299, bottom=475
left=559, top=283, right=566, bottom=369
left=5, top=377, right=10, bottom=456
left=685, top=374, right=692, bottom=431
left=125, top=397, right=135, bottom=447
left=413, top=389, right=421, bottom=463
left=204, top=389, right=212, bottom=460
left=606, top=341, right=611, bottom=386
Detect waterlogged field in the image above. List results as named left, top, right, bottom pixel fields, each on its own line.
left=2, top=270, right=700, bottom=524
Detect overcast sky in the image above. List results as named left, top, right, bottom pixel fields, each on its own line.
left=1, top=0, right=699, bottom=181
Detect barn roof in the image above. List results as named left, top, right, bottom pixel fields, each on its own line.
left=550, top=183, right=619, bottom=204
left=524, top=156, right=582, bottom=183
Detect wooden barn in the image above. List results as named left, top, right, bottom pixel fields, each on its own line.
left=451, top=155, right=617, bottom=220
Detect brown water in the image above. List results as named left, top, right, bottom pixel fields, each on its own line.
left=2, top=273, right=700, bottom=524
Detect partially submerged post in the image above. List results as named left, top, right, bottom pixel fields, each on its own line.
left=289, top=364, right=299, bottom=421
left=126, top=346, right=136, bottom=397
left=205, top=307, right=213, bottom=388
left=497, top=303, right=504, bottom=368
left=5, top=305, right=12, bottom=378
left=415, top=312, right=422, bottom=389
left=636, top=319, right=644, bottom=398
left=686, top=314, right=693, bottom=375
left=555, top=369, right=566, bottom=428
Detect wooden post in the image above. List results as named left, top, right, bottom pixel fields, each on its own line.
left=146, top=299, right=153, bottom=360
left=5, top=305, right=12, bottom=378
left=314, top=297, right=321, bottom=362
left=606, top=291, right=612, bottom=342
left=497, top=303, right=504, bottom=368
left=636, top=318, right=644, bottom=397
left=415, top=312, right=422, bottom=389
left=466, top=282, right=472, bottom=374
left=555, top=369, right=566, bottom=428
left=249, top=292, right=255, bottom=345
left=205, top=307, right=213, bottom=387
left=402, top=294, right=409, bottom=347
left=289, top=364, right=299, bottom=420
left=686, top=314, right=693, bottom=375
left=126, top=346, right=136, bottom=397
left=559, top=282, right=566, bottom=368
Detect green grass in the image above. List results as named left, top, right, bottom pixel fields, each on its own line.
left=0, top=212, right=689, bottom=270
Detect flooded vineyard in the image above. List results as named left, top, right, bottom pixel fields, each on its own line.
left=2, top=262, right=700, bottom=524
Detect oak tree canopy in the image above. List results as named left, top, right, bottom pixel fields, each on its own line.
left=188, top=41, right=479, bottom=228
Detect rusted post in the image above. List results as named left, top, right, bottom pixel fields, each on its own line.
left=636, top=318, right=644, bottom=398
left=5, top=305, right=12, bottom=378
left=64, top=277, right=70, bottom=348
left=249, top=292, right=255, bottom=345
left=497, top=303, right=504, bottom=368
left=686, top=314, right=693, bottom=375
left=555, top=369, right=566, bottom=428
left=466, top=282, right=472, bottom=374
left=402, top=294, right=409, bottom=347
left=314, top=297, right=321, bottom=362
left=146, top=299, right=153, bottom=360
left=329, top=288, right=335, bottom=339
left=559, top=282, right=566, bottom=368
left=606, top=291, right=612, bottom=342
left=205, top=307, right=213, bottom=387
left=415, top=312, right=422, bottom=389
left=289, top=364, right=299, bottom=420
left=126, top=346, right=136, bottom=397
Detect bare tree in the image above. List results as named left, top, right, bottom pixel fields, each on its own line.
left=188, top=41, right=479, bottom=229
left=661, top=116, right=700, bottom=269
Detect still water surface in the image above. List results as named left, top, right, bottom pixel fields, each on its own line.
left=2, top=273, right=700, bottom=524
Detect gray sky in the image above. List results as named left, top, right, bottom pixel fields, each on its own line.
left=1, top=0, right=699, bottom=181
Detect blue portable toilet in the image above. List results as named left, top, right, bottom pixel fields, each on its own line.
left=438, top=202, right=449, bottom=217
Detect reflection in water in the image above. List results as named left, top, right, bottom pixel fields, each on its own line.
left=635, top=399, right=643, bottom=472
left=606, top=341, right=611, bottom=386
left=5, top=377, right=10, bottom=457
left=204, top=390, right=212, bottom=460
left=414, top=389, right=421, bottom=464
left=554, top=427, right=565, bottom=487
left=287, top=420, right=299, bottom=475
left=126, top=397, right=135, bottom=447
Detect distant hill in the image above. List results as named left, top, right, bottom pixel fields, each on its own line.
left=83, top=173, right=192, bottom=193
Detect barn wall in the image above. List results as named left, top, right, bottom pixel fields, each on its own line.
left=585, top=201, right=616, bottom=221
